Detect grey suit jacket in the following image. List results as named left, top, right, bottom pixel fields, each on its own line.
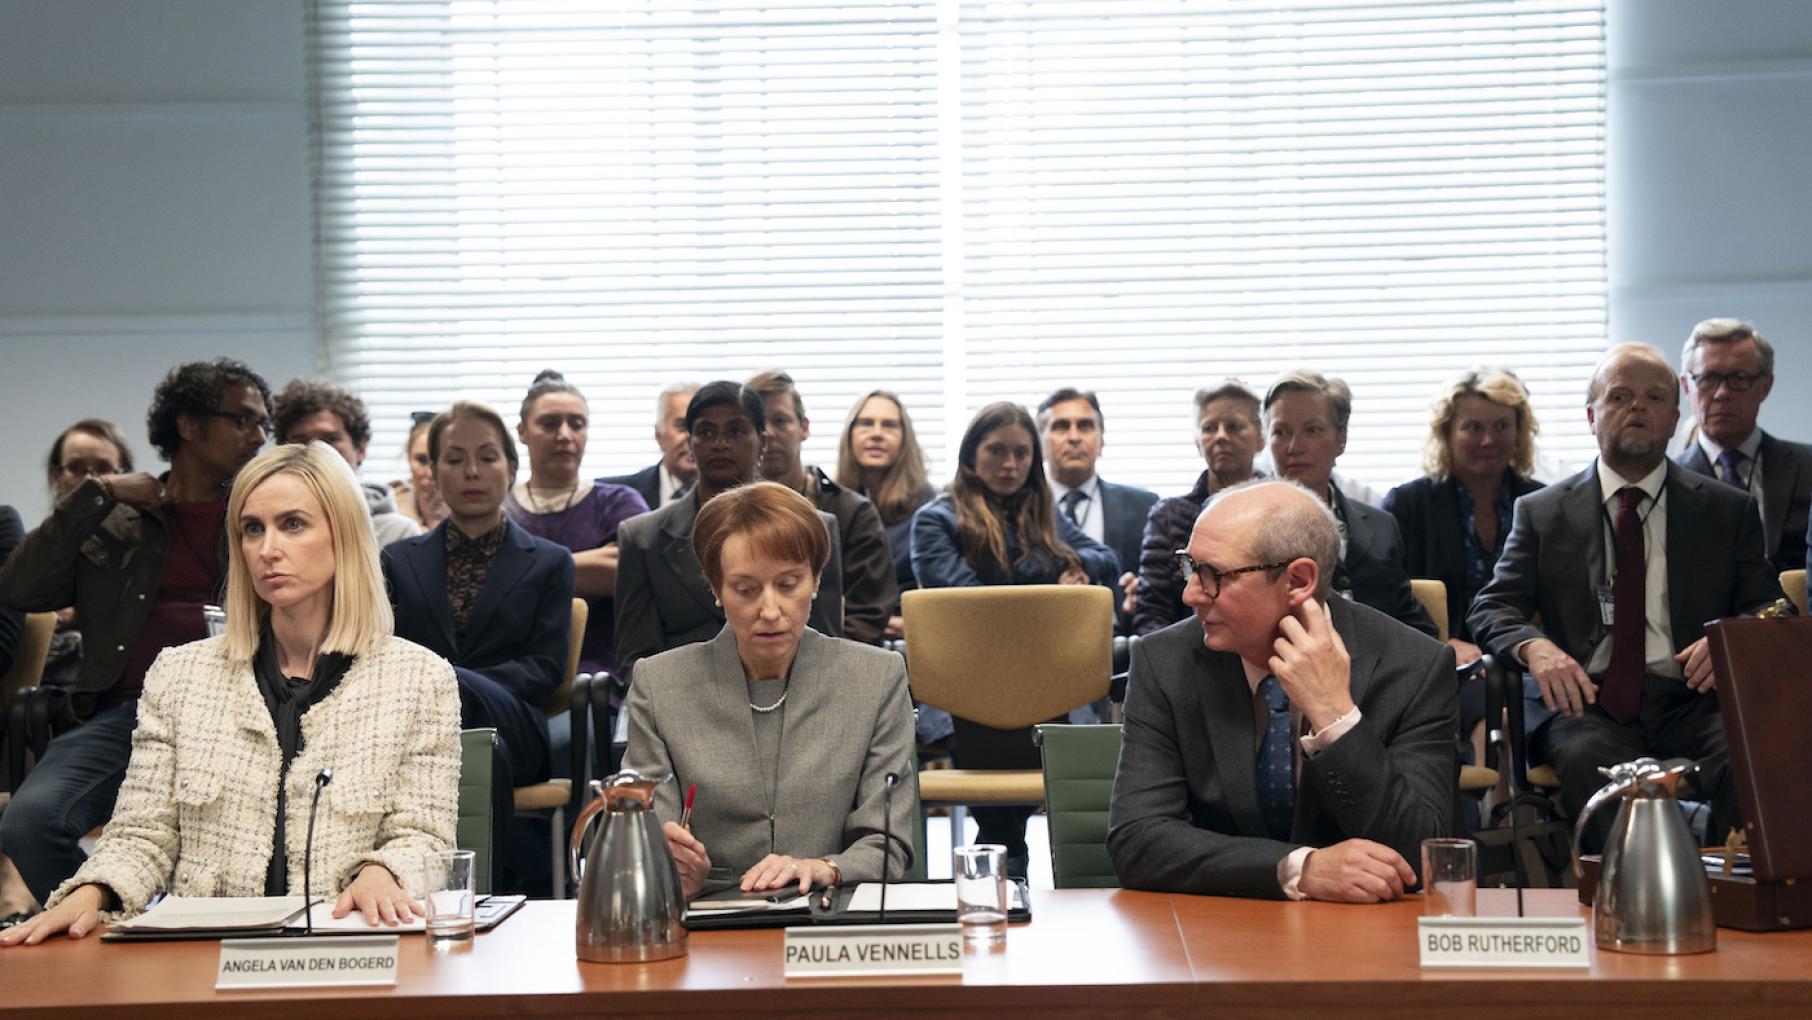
left=1107, top=599, right=1457, bottom=899
left=615, top=490, right=845, bottom=682
left=1467, top=461, right=1780, bottom=734
left=1676, top=431, right=1812, bottom=573
left=622, top=626, right=916, bottom=892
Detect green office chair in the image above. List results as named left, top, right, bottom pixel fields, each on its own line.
left=1034, top=723, right=1122, bottom=889
left=458, top=727, right=499, bottom=896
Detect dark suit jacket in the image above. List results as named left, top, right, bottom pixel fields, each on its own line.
left=909, top=495, right=1121, bottom=590
left=1098, top=478, right=1159, bottom=634
left=1383, top=472, right=1545, bottom=642
left=0, top=505, right=24, bottom=677
left=1329, top=487, right=1438, bottom=638
left=600, top=463, right=666, bottom=512
left=1107, top=600, right=1457, bottom=899
left=1467, top=462, right=1780, bottom=733
left=614, top=490, right=845, bottom=683
left=1676, top=431, right=1812, bottom=573
left=806, top=466, right=896, bottom=646
left=380, top=519, right=574, bottom=709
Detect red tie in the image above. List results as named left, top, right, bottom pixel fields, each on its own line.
left=1601, top=486, right=1645, bottom=724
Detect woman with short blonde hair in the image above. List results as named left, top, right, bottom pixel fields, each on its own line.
left=3, top=442, right=460, bottom=946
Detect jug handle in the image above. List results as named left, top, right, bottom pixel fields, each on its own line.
left=569, top=794, right=610, bottom=886
left=1571, top=775, right=1637, bottom=879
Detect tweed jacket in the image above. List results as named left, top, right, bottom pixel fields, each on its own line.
left=622, top=626, right=916, bottom=893
left=46, top=634, right=461, bottom=918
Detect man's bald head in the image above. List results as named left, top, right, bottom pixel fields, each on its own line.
left=1201, top=479, right=1340, bottom=602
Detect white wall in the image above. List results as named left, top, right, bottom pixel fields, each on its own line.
left=1610, top=0, right=1812, bottom=441
left=0, top=0, right=317, bottom=525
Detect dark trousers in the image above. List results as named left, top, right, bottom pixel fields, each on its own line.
left=952, top=716, right=1055, bottom=868
left=1532, top=674, right=1735, bottom=854
left=0, top=701, right=138, bottom=904
left=454, top=667, right=551, bottom=894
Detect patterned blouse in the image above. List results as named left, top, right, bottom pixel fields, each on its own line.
left=445, top=518, right=509, bottom=638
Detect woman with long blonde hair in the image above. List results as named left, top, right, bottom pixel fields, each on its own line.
left=3, top=443, right=460, bottom=946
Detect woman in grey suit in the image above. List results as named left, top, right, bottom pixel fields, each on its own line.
left=622, top=481, right=915, bottom=900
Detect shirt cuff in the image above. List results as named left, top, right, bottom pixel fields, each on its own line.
left=1277, top=845, right=1315, bottom=901
left=1299, top=706, right=1361, bottom=755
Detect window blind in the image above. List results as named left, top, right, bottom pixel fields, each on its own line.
left=309, top=0, right=1606, bottom=497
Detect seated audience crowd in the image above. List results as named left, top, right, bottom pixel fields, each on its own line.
left=0, top=318, right=1805, bottom=933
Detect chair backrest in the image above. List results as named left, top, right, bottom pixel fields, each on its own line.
left=900, top=585, right=1113, bottom=729
left=544, top=597, right=588, bottom=717
left=0, top=613, right=57, bottom=697
left=457, top=727, right=499, bottom=895
left=1781, top=570, right=1807, bottom=616
left=1410, top=578, right=1448, bottom=643
left=1036, top=723, right=1123, bottom=889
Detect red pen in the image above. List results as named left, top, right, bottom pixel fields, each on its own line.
left=680, top=783, right=696, bottom=830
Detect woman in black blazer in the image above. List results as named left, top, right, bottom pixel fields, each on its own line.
left=381, top=401, right=573, bottom=790
left=1383, top=368, right=1545, bottom=667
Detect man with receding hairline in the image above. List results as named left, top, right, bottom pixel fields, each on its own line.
left=1109, top=480, right=1456, bottom=901
left=1470, top=342, right=1779, bottom=852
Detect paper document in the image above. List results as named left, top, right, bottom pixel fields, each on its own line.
left=845, top=883, right=958, bottom=913
left=686, top=893, right=813, bottom=915
left=288, top=902, right=427, bottom=932
left=845, top=882, right=1026, bottom=914
left=112, top=896, right=308, bottom=932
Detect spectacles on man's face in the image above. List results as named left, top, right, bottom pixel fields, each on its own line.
left=1687, top=370, right=1765, bottom=394
left=57, top=460, right=120, bottom=480
left=209, top=410, right=274, bottom=436
left=1173, top=550, right=1289, bottom=599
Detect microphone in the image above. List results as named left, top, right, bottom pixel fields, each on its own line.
left=879, top=771, right=899, bottom=924
left=303, top=768, right=333, bottom=936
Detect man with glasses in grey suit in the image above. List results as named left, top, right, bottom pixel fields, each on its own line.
left=1108, top=480, right=1456, bottom=902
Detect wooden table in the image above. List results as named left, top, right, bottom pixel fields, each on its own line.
left=3, top=889, right=1809, bottom=1018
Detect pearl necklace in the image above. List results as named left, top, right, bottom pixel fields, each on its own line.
left=749, top=689, right=788, bottom=713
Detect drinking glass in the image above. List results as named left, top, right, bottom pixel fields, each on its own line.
left=423, top=849, right=477, bottom=946
left=952, top=844, right=1008, bottom=945
left=1422, top=838, right=1478, bottom=916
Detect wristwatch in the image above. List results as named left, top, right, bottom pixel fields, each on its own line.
left=817, top=858, right=842, bottom=886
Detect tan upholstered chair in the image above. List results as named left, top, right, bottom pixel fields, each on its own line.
left=903, top=585, right=1114, bottom=830
left=1781, top=570, right=1806, bottom=616
left=1406, top=580, right=1498, bottom=798
left=1410, top=578, right=1449, bottom=643
left=512, top=597, right=587, bottom=896
left=3, top=612, right=58, bottom=798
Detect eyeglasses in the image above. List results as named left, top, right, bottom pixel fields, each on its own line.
left=209, top=410, right=274, bottom=436
left=1173, top=550, right=1288, bottom=599
left=1687, top=370, right=1765, bottom=394
left=57, top=460, right=120, bottom=480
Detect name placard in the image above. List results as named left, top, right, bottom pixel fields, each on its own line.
left=783, top=924, right=963, bottom=979
left=216, top=935, right=401, bottom=989
left=1417, top=916, right=1591, bottom=969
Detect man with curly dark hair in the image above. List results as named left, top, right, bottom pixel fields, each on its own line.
left=0, top=358, right=269, bottom=916
left=271, top=378, right=422, bottom=546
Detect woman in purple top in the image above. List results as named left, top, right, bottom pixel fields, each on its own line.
left=506, top=370, right=650, bottom=677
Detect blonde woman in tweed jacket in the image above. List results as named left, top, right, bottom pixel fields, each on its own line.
left=3, top=443, right=460, bottom=946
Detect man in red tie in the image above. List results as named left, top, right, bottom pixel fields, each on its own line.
left=1469, top=343, right=1779, bottom=852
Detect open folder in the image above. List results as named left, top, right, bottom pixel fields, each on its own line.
left=682, top=880, right=1032, bottom=931
left=100, top=894, right=526, bottom=941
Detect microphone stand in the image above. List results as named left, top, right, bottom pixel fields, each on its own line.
left=879, top=772, right=898, bottom=924
left=303, top=768, right=334, bottom=936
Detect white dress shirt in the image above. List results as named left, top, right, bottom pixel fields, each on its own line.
left=1695, top=428, right=1764, bottom=506
left=1584, top=458, right=1681, bottom=680
left=657, top=463, right=688, bottom=508
left=1048, top=472, right=1106, bottom=545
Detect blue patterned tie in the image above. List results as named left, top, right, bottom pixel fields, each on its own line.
left=1256, top=676, right=1295, bottom=841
